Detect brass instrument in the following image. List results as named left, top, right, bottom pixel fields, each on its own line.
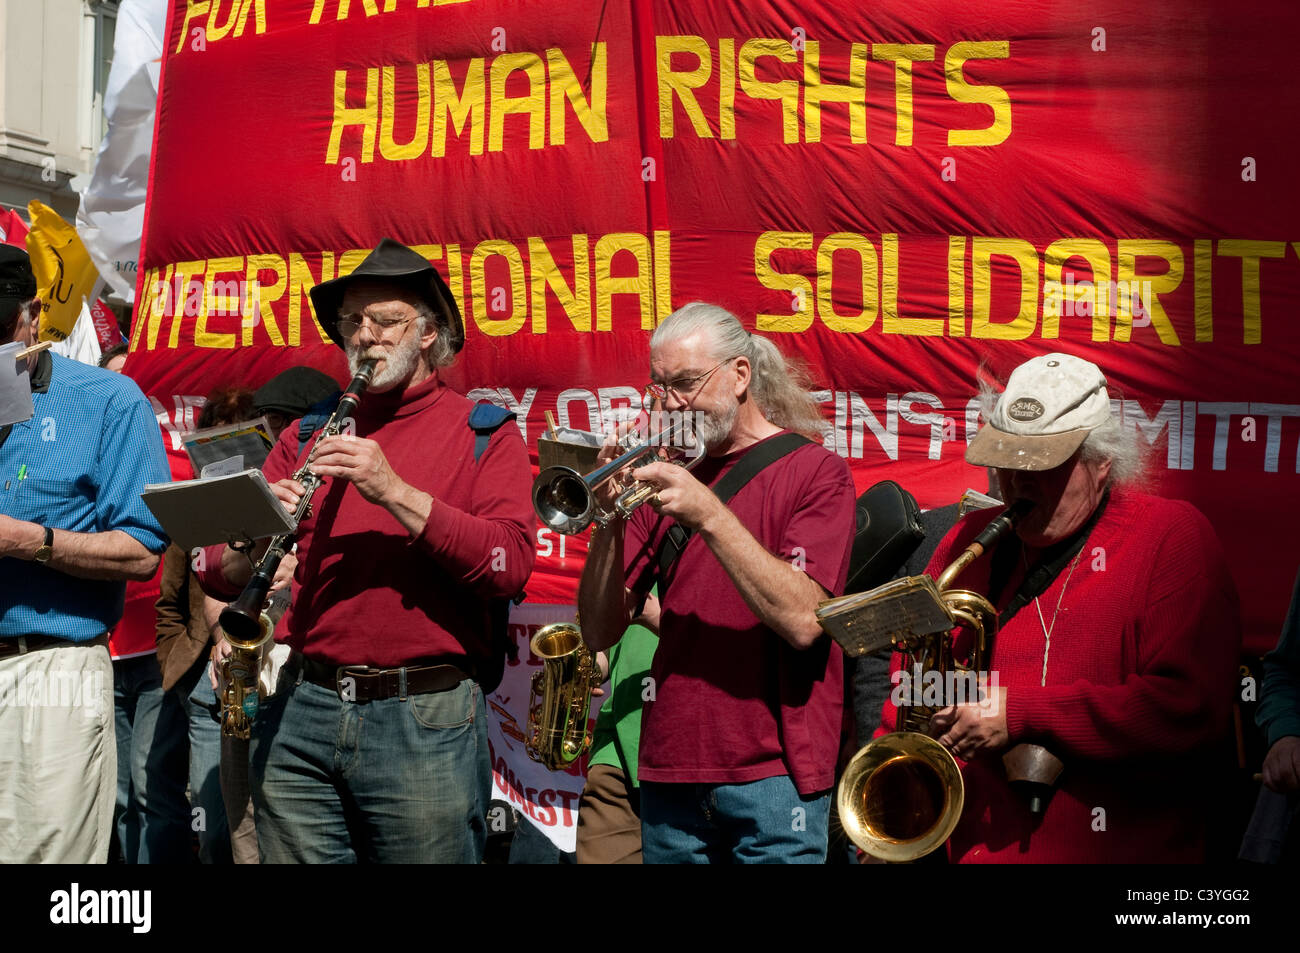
left=216, top=359, right=378, bottom=736
left=218, top=588, right=288, bottom=739
left=525, top=622, right=601, bottom=770
left=532, top=420, right=704, bottom=535
left=820, top=500, right=1032, bottom=862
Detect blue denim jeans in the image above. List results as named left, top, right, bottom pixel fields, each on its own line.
left=249, top=660, right=490, bottom=863
left=172, top=656, right=232, bottom=864
left=113, top=653, right=193, bottom=864
left=640, top=776, right=831, bottom=864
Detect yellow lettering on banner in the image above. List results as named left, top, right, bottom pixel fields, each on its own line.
left=1217, top=240, right=1285, bottom=345
left=310, top=0, right=379, bottom=23
left=528, top=236, right=591, bottom=333
left=196, top=258, right=242, bottom=349
left=443, top=243, right=464, bottom=314
left=132, top=267, right=153, bottom=350
left=335, top=249, right=370, bottom=283
left=815, top=233, right=877, bottom=332
left=138, top=265, right=172, bottom=351
left=245, top=254, right=286, bottom=347
left=471, top=240, right=527, bottom=336
left=948, top=236, right=966, bottom=336
left=653, top=230, right=673, bottom=324
left=738, top=39, right=800, bottom=145
left=176, top=2, right=210, bottom=53
left=1043, top=239, right=1110, bottom=341
left=169, top=261, right=206, bottom=349
left=1116, top=240, right=1184, bottom=345
left=882, top=234, right=943, bottom=335
left=594, top=234, right=654, bottom=331
left=206, top=0, right=239, bottom=41
left=871, top=44, right=935, bottom=147
left=380, top=65, right=431, bottom=160
left=288, top=253, right=333, bottom=346
left=719, top=38, right=736, bottom=140
left=327, top=68, right=379, bottom=163
left=754, top=232, right=813, bottom=332
left=1194, top=239, right=1212, bottom=342
left=432, top=60, right=485, bottom=157
left=234, top=0, right=267, bottom=37
left=945, top=41, right=1011, bottom=146
left=490, top=54, right=546, bottom=152
left=970, top=238, right=1038, bottom=340
left=657, top=36, right=713, bottom=139
left=803, top=42, right=867, bottom=144
left=547, top=46, right=608, bottom=146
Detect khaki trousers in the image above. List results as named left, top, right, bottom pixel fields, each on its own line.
left=575, top=763, right=642, bottom=864
left=0, top=638, right=115, bottom=863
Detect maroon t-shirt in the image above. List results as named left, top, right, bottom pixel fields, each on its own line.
left=622, top=433, right=856, bottom=796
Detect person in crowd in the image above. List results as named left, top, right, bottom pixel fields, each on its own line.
left=881, top=352, right=1240, bottom=863
left=99, top=348, right=192, bottom=863
left=197, top=239, right=535, bottom=862
left=0, top=246, right=170, bottom=863
left=577, top=301, right=856, bottom=863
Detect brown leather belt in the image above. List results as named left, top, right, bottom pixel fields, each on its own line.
left=0, top=634, right=70, bottom=659
left=299, top=654, right=472, bottom=702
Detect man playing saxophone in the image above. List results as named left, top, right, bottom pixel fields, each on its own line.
left=198, top=239, right=535, bottom=863
left=880, top=353, right=1240, bottom=862
left=579, top=302, right=856, bottom=863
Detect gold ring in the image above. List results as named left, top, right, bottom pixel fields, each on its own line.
left=650, top=491, right=663, bottom=507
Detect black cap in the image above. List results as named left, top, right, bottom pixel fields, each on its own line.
left=0, top=245, right=37, bottom=328
left=253, top=366, right=341, bottom=418
left=308, top=238, right=464, bottom=353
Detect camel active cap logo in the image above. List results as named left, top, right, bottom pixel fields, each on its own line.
left=1007, top=397, right=1045, bottom=422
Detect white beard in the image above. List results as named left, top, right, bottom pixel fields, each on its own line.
left=696, top=395, right=740, bottom=451
left=347, top=333, right=421, bottom=391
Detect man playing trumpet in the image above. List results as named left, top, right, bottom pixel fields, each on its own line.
left=578, top=302, right=856, bottom=863
left=881, top=353, right=1240, bottom=862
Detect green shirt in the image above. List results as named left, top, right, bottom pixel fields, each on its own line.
left=587, top=620, right=659, bottom=787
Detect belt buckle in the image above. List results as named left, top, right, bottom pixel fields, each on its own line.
left=335, top=665, right=371, bottom=702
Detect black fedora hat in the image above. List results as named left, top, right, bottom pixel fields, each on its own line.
left=309, top=238, right=464, bottom=353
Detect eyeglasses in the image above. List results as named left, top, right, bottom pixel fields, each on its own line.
left=646, top=359, right=730, bottom=401
left=336, top=312, right=414, bottom=338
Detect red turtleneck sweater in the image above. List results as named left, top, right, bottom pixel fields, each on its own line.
left=202, top=375, right=535, bottom=668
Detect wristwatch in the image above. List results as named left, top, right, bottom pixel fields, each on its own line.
left=33, top=526, right=53, bottom=563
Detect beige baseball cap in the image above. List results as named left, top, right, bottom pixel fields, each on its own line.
left=965, top=353, right=1111, bottom=471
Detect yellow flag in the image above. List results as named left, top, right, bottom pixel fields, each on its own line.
left=25, top=200, right=100, bottom=342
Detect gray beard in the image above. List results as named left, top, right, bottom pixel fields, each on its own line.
left=347, top=335, right=421, bottom=390
left=696, top=397, right=739, bottom=452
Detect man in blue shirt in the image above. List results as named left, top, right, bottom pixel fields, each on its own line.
left=0, top=246, right=170, bottom=863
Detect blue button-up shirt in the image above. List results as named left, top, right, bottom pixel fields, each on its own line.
left=0, top=353, right=170, bottom=642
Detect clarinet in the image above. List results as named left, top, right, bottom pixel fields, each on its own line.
left=218, top=359, right=378, bottom=649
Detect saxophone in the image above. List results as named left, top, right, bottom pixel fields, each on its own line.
left=524, top=622, right=601, bottom=770
left=217, top=359, right=378, bottom=738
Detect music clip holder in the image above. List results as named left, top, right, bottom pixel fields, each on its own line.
left=816, top=575, right=955, bottom=657
left=142, top=468, right=298, bottom=553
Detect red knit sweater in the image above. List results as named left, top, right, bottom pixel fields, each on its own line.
left=878, top=490, right=1240, bottom=863
left=201, top=375, right=535, bottom=668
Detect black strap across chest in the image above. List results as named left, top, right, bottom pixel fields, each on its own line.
left=654, top=432, right=811, bottom=599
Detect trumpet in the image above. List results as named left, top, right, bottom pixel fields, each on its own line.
left=532, top=419, right=704, bottom=535
left=820, top=500, right=1033, bottom=862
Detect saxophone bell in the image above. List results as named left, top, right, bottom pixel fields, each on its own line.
left=524, top=622, right=600, bottom=770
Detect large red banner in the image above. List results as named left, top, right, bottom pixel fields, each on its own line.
left=135, top=0, right=1299, bottom=664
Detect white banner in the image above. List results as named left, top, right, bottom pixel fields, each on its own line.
left=489, top=602, right=602, bottom=853
left=75, top=0, right=167, bottom=304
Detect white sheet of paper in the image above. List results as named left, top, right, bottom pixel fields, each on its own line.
left=201, top=455, right=244, bottom=478
left=0, top=342, right=34, bottom=429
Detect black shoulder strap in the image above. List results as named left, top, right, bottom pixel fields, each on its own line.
left=655, top=432, right=811, bottom=599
